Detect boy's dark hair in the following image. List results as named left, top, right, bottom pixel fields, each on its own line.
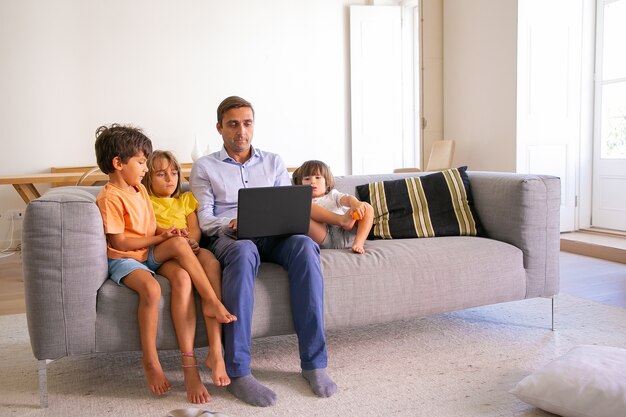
left=217, top=96, right=255, bottom=126
left=291, top=160, right=335, bottom=194
left=94, top=124, right=153, bottom=174
left=143, top=150, right=183, bottom=198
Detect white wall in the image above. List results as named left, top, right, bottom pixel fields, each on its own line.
left=0, top=0, right=367, bottom=246
left=443, top=0, right=518, bottom=171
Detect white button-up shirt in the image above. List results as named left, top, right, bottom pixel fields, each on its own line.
left=190, top=146, right=291, bottom=236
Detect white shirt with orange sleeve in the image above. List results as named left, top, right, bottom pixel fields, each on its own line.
left=96, top=183, right=157, bottom=262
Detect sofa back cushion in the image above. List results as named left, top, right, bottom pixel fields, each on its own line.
left=355, top=167, right=482, bottom=239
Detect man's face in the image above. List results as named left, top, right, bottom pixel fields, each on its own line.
left=217, top=107, right=254, bottom=155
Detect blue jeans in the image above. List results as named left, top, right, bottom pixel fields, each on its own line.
left=206, top=234, right=327, bottom=377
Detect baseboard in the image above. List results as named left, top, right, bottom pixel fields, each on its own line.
left=560, top=237, right=626, bottom=264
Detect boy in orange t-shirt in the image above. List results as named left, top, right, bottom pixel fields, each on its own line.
left=94, top=124, right=236, bottom=399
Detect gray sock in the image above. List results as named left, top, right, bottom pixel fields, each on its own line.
left=302, top=368, right=337, bottom=398
left=227, top=374, right=277, bottom=407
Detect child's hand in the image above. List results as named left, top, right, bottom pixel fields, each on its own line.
left=351, top=201, right=367, bottom=221
left=178, top=228, right=189, bottom=237
left=186, top=238, right=200, bottom=254
left=158, top=226, right=179, bottom=240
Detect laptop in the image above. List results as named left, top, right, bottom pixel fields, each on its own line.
left=235, top=185, right=312, bottom=239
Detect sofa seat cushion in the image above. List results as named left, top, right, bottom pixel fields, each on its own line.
left=250, top=236, right=526, bottom=337
left=95, top=274, right=209, bottom=352
left=95, top=236, right=526, bottom=345
left=320, top=236, right=526, bottom=331
left=95, top=263, right=289, bottom=350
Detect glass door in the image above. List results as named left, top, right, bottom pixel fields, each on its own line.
left=592, top=0, right=626, bottom=231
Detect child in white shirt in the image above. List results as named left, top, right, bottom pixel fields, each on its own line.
left=292, top=160, right=373, bottom=254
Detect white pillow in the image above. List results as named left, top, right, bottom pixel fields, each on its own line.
left=510, top=345, right=626, bottom=417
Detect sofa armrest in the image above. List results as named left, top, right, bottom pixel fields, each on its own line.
left=468, top=172, right=560, bottom=297
left=22, top=187, right=108, bottom=360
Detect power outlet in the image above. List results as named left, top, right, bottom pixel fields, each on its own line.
left=7, top=209, right=24, bottom=220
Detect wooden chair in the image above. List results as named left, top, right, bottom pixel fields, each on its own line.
left=393, top=140, right=455, bottom=173
left=76, top=166, right=106, bottom=186
left=61, top=162, right=194, bottom=187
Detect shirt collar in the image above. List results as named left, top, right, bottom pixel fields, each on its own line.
left=219, top=146, right=260, bottom=164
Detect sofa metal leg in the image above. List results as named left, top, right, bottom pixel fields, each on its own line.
left=38, top=359, right=49, bottom=408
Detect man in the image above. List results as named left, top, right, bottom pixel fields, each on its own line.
left=190, top=96, right=337, bottom=407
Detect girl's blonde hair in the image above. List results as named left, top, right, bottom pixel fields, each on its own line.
left=291, top=160, right=335, bottom=194
left=143, top=150, right=183, bottom=198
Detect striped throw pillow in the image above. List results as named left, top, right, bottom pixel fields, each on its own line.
left=355, top=166, right=482, bottom=239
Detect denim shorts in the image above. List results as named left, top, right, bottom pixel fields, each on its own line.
left=107, top=246, right=162, bottom=286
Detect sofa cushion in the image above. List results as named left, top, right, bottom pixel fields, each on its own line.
left=510, top=345, right=626, bottom=417
left=356, top=167, right=482, bottom=239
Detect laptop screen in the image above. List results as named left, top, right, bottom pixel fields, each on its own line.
left=236, top=185, right=312, bottom=239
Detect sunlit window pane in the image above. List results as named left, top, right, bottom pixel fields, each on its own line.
left=602, top=0, right=626, bottom=80
left=601, top=81, right=626, bottom=159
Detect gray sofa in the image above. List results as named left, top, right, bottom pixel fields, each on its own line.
left=22, top=171, right=560, bottom=407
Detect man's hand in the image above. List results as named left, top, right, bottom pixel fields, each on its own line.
left=228, top=219, right=238, bottom=232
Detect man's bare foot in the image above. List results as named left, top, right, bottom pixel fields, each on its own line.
left=143, top=360, right=171, bottom=396
left=339, top=212, right=357, bottom=230
left=182, top=353, right=211, bottom=404
left=205, top=351, right=230, bottom=387
left=202, top=299, right=237, bottom=324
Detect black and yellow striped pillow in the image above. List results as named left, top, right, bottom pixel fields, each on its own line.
left=356, top=167, right=482, bottom=239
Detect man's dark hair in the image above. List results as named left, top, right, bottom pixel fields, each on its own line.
left=94, top=124, right=153, bottom=174
left=216, top=96, right=255, bottom=126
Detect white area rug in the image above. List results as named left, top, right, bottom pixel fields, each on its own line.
left=2, top=294, right=626, bottom=417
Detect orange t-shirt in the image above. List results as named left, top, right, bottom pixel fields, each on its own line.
left=96, top=183, right=157, bottom=262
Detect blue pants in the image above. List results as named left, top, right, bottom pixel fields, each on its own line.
left=206, top=234, right=327, bottom=377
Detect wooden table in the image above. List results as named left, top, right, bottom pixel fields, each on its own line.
left=0, top=167, right=192, bottom=204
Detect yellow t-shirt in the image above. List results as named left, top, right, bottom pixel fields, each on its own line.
left=150, top=191, right=198, bottom=230
left=96, top=183, right=156, bottom=262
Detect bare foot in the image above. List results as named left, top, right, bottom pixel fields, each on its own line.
left=351, top=244, right=365, bottom=254
left=352, top=238, right=366, bottom=254
left=202, top=298, right=237, bottom=324
left=339, top=212, right=357, bottom=231
left=143, top=360, right=171, bottom=396
left=205, top=352, right=230, bottom=387
left=182, top=355, right=211, bottom=404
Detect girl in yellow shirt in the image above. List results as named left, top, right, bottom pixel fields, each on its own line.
left=143, top=150, right=226, bottom=404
